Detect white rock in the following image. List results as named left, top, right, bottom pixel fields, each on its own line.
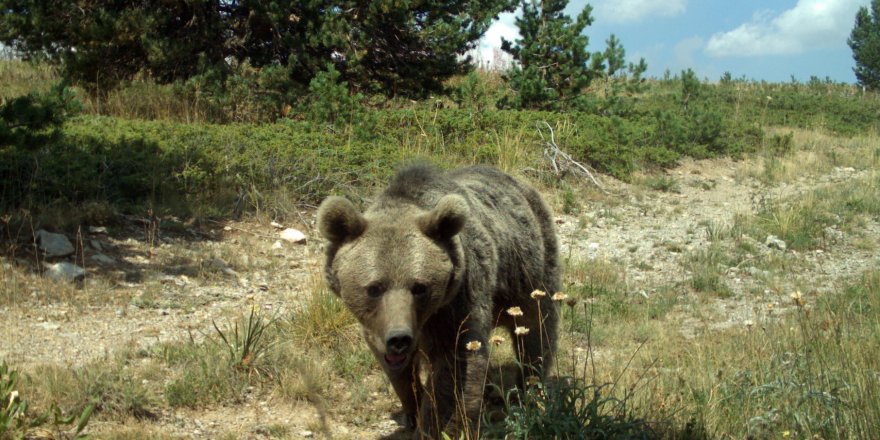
left=764, top=235, right=787, bottom=251
left=280, top=228, right=307, bottom=244
left=272, top=240, right=284, bottom=250
left=43, top=262, right=86, bottom=282
left=37, top=322, right=61, bottom=330
left=89, top=226, right=108, bottom=234
left=36, top=230, right=75, bottom=257
left=270, top=221, right=284, bottom=229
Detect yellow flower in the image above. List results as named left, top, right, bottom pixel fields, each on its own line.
left=514, top=326, right=530, bottom=336
left=551, top=292, right=568, bottom=302
left=506, top=306, right=523, bottom=317
left=790, top=290, right=805, bottom=307
left=530, top=289, right=547, bottom=299
left=489, top=335, right=506, bottom=346
left=465, top=340, right=482, bottom=351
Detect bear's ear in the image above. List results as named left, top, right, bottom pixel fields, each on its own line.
left=417, top=194, right=469, bottom=241
left=317, top=196, right=366, bottom=244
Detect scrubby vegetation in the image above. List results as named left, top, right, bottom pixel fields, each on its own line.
left=1, top=4, right=880, bottom=436
left=3, top=59, right=877, bottom=226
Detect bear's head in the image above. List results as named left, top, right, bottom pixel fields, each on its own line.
left=317, top=194, right=468, bottom=371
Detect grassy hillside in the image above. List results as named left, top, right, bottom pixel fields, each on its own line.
left=3, top=60, right=878, bottom=225
left=2, top=60, right=880, bottom=439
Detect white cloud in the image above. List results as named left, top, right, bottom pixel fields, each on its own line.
left=706, top=0, right=867, bottom=57
left=474, top=12, right=519, bottom=69
left=593, top=0, right=687, bottom=24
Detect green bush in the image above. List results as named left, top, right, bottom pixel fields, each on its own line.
left=305, top=64, right=367, bottom=129
left=174, top=61, right=302, bottom=123
left=1, top=101, right=774, bottom=219
left=451, top=71, right=496, bottom=112
left=485, top=378, right=656, bottom=439
left=0, top=81, right=80, bottom=148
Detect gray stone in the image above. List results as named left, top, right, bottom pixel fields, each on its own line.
left=36, top=230, right=75, bottom=257
left=90, top=254, right=116, bottom=265
left=823, top=226, right=844, bottom=243
left=89, top=226, right=108, bottom=234
left=209, top=258, right=239, bottom=277
left=43, top=262, right=86, bottom=282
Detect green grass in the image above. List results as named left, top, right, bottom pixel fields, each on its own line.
left=686, top=270, right=880, bottom=437
left=684, top=245, right=734, bottom=298
left=736, top=172, right=880, bottom=251
left=639, top=174, right=680, bottom=193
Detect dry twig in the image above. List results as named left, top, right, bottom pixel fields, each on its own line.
left=536, top=121, right=613, bottom=194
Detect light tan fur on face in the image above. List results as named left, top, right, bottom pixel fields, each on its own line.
left=318, top=202, right=462, bottom=355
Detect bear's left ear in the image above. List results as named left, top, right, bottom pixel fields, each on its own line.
left=417, top=194, right=469, bottom=241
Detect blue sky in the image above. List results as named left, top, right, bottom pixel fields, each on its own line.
left=476, top=0, right=872, bottom=83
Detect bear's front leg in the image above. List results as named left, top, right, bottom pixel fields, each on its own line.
left=366, top=337, right=421, bottom=426
left=413, top=347, right=489, bottom=439
left=387, top=359, right=422, bottom=428
left=442, top=349, right=489, bottom=438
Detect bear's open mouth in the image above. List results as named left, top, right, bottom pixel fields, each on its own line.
left=384, top=353, right=408, bottom=369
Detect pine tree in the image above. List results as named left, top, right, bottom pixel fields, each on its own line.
left=600, top=34, right=624, bottom=97
left=501, top=0, right=600, bottom=110
left=0, top=1, right=226, bottom=91
left=0, top=0, right=515, bottom=96
left=848, top=0, right=880, bottom=90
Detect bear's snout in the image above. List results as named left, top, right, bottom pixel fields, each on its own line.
left=385, top=328, right=414, bottom=355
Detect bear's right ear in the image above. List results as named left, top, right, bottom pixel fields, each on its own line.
left=317, top=196, right=366, bottom=244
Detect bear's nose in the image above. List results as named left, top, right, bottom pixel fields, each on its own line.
left=385, top=329, right=413, bottom=355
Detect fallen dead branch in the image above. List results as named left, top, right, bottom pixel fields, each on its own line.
left=536, top=120, right=614, bottom=195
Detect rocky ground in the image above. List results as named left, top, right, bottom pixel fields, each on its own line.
left=1, top=155, right=877, bottom=439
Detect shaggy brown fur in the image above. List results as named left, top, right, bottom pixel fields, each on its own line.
left=317, top=165, right=559, bottom=439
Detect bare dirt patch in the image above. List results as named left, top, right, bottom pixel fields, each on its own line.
left=2, top=153, right=878, bottom=438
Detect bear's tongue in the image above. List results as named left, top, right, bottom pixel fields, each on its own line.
left=384, top=353, right=407, bottom=366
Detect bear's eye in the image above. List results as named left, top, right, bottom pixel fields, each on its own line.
left=366, top=283, right=385, bottom=298
left=411, top=283, right=428, bottom=296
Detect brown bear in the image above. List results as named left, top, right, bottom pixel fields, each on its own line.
left=317, top=165, right=559, bottom=439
